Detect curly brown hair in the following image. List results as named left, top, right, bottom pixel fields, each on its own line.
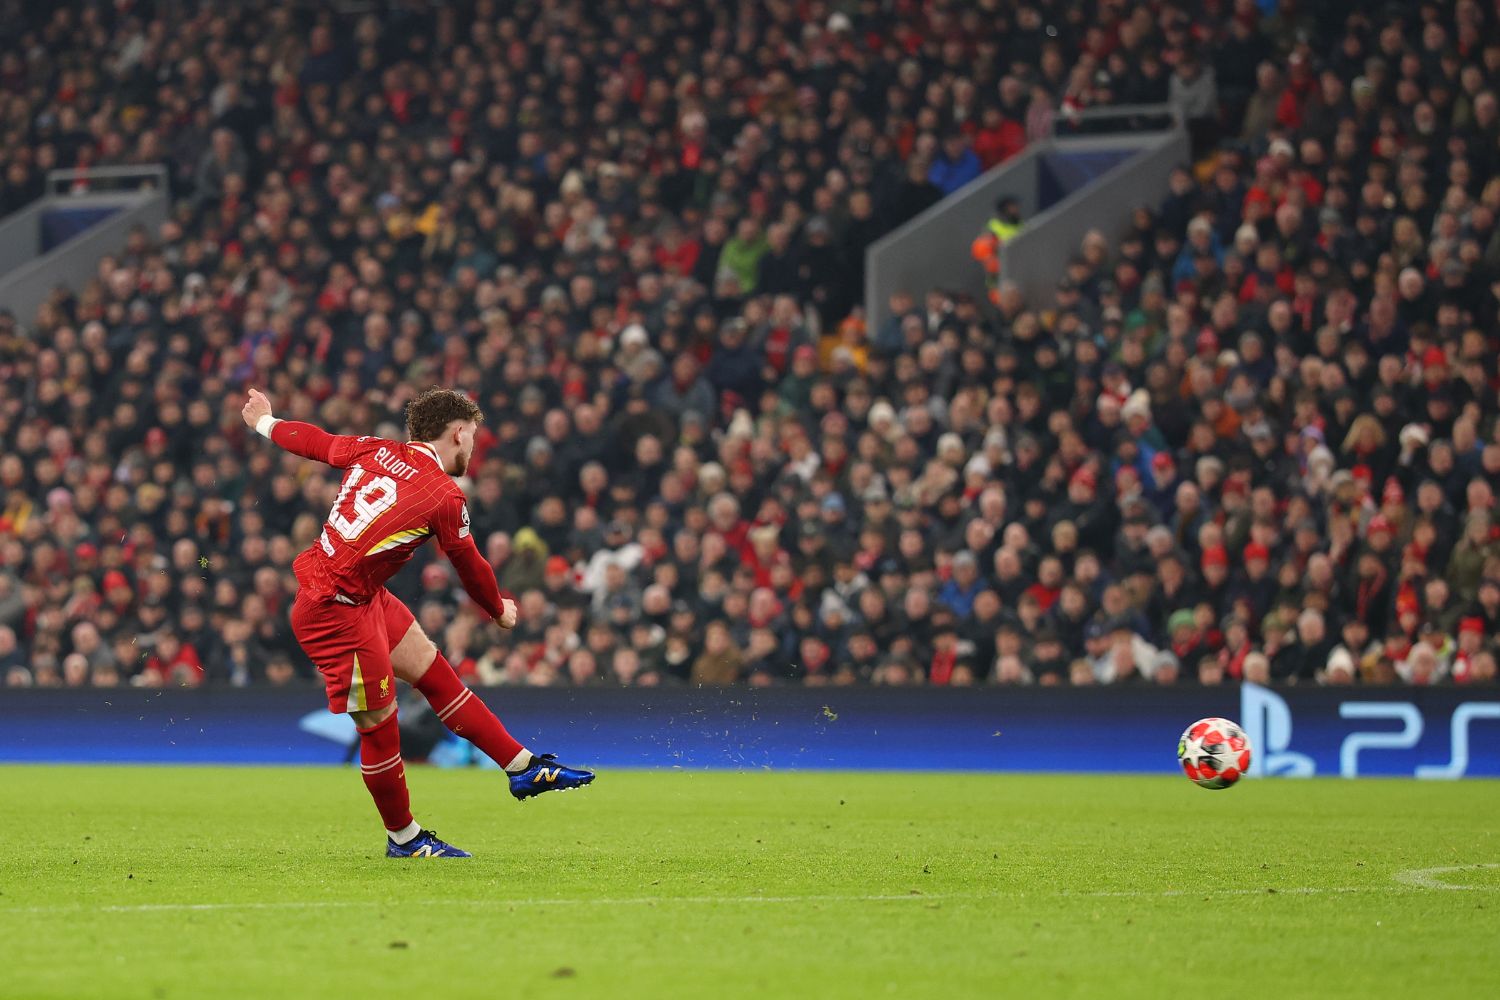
left=405, top=387, right=483, bottom=442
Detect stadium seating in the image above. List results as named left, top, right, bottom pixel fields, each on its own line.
left=1, top=1, right=1498, bottom=690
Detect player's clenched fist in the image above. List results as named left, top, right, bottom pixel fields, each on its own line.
left=495, top=597, right=518, bottom=630
left=242, top=388, right=273, bottom=429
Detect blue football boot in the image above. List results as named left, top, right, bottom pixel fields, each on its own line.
left=509, top=753, right=596, bottom=801
left=386, top=829, right=471, bottom=858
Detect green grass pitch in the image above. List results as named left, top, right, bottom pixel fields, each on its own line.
left=3, top=766, right=1497, bottom=999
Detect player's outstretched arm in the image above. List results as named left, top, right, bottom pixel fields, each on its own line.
left=433, top=492, right=518, bottom=629
left=241, top=388, right=359, bottom=467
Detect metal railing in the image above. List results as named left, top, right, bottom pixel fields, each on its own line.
left=1050, top=103, right=1179, bottom=134
left=46, top=164, right=170, bottom=196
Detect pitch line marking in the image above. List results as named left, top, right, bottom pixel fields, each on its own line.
left=1390, top=864, right=1500, bottom=890
left=3, top=878, right=1497, bottom=917
left=5, top=893, right=974, bottom=915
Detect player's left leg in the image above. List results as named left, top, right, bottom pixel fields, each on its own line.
left=388, top=616, right=529, bottom=770
left=380, top=590, right=595, bottom=800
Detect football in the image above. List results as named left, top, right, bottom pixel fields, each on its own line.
left=1178, top=717, right=1253, bottom=789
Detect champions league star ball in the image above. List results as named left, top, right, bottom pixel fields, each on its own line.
left=1178, top=717, right=1252, bottom=789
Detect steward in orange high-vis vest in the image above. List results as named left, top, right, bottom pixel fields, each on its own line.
left=971, top=196, right=1024, bottom=305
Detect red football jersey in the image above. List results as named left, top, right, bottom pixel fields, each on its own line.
left=267, top=420, right=504, bottom=618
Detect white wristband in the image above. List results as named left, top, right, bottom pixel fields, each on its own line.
left=255, top=414, right=279, bottom=438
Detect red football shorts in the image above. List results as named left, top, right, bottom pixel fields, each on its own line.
left=290, top=588, right=417, bottom=714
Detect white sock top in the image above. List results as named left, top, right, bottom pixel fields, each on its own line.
left=388, top=819, right=422, bottom=845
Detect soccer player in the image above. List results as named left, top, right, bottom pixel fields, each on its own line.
left=241, top=386, right=594, bottom=857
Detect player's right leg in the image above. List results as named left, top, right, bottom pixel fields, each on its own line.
left=289, top=593, right=468, bottom=857
left=381, top=590, right=595, bottom=800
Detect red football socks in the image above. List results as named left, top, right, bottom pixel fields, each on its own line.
left=356, top=711, right=414, bottom=833
left=416, top=653, right=529, bottom=771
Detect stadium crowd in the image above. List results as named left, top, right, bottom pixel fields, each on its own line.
left=1, top=0, right=1499, bottom=691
